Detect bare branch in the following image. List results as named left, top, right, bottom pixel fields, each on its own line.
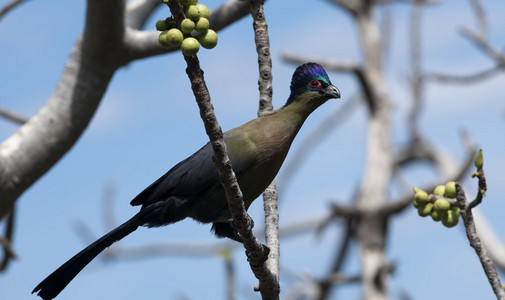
left=165, top=2, right=277, bottom=298
left=455, top=183, right=505, bottom=299
left=0, top=0, right=29, bottom=22
left=0, top=108, right=28, bottom=125
left=224, top=251, right=236, bottom=300
left=408, top=2, right=424, bottom=138
left=0, top=208, right=17, bottom=271
left=473, top=209, right=505, bottom=272
left=469, top=0, right=487, bottom=39
left=317, top=217, right=355, bottom=300
left=460, top=27, right=505, bottom=65
left=283, top=53, right=360, bottom=73
left=125, top=0, right=160, bottom=30
left=427, top=66, right=502, bottom=84
left=250, top=0, right=281, bottom=292
left=0, top=0, right=126, bottom=217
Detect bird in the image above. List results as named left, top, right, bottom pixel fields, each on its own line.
left=32, top=62, right=341, bottom=299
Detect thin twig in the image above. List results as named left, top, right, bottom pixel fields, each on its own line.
left=165, top=2, right=277, bottom=298
left=408, top=2, right=424, bottom=138
left=250, top=0, right=280, bottom=290
left=0, top=108, right=28, bottom=125
left=223, top=249, right=236, bottom=300
left=0, top=207, right=17, bottom=271
left=455, top=183, right=505, bottom=299
left=0, top=0, right=29, bottom=22
left=469, top=0, right=487, bottom=39
left=427, top=66, right=502, bottom=84
left=317, top=217, right=355, bottom=300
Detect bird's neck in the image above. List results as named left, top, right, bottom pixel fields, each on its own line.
left=277, top=93, right=326, bottom=126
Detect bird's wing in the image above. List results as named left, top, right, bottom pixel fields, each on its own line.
left=130, top=130, right=258, bottom=207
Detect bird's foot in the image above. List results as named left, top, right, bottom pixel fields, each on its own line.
left=246, top=244, right=270, bottom=267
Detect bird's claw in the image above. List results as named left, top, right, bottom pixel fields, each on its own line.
left=246, top=244, right=270, bottom=267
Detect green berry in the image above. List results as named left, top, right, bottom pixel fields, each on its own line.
left=196, top=4, right=210, bottom=19
left=165, top=28, right=183, bottom=47
left=195, top=17, right=209, bottom=33
left=156, top=19, right=169, bottom=31
left=198, top=29, right=218, bottom=49
left=181, top=37, right=200, bottom=56
left=431, top=210, right=442, bottom=222
left=444, top=181, right=456, bottom=198
left=158, top=31, right=171, bottom=47
left=180, top=18, right=195, bottom=34
left=434, top=185, right=445, bottom=197
left=434, top=198, right=451, bottom=213
left=413, top=199, right=420, bottom=208
left=442, top=209, right=459, bottom=228
left=451, top=206, right=461, bottom=216
left=414, top=191, right=429, bottom=205
left=418, top=203, right=433, bottom=217
left=186, top=5, right=200, bottom=21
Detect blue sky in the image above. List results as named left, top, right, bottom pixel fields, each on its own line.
left=1, top=0, right=505, bottom=299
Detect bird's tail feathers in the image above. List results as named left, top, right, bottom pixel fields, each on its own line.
left=32, top=205, right=157, bottom=299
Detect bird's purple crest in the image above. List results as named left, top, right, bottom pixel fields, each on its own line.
left=286, top=62, right=333, bottom=105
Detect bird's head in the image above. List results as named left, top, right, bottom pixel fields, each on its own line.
left=285, top=62, right=341, bottom=107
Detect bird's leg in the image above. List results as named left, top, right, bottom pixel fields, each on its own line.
left=211, top=221, right=243, bottom=242
left=211, top=222, right=270, bottom=265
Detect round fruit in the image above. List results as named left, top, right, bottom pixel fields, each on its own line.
left=156, top=20, right=169, bottom=31
left=186, top=5, right=200, bottom=21
left=165, top=28, right=183, bottom=47
left=181, top=37, right=200, bottom=56
left=418, top=203, right=433, bottom=217
left=158, top=31, right=171, bottom=47
left=195, top=17, right=209, bottom=33
left=414, top=191, right=429, bottom=205
left=434, top=198, right=451, bottom=213
left=413, top=199, right=420, bottom=208
left=198, top=29, right=218, bottom=49
left=196, top=4, right=210, bottom=19
left=444, top=181, right=456, bottom=198
left=181, top=18, right=195, bottom=34
left=452, top=206, right=461, bottom=216
left=431, top=210, right=442, bottom=222
left=442, top=209, right=459, bottom=228
left=434, top=185, right=445, bottom=197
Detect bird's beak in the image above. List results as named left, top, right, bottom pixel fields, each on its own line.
left=323, top=84, right=341, bottom=99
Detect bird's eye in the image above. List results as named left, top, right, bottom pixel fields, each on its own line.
left=309, top=80, right=322, bottom=88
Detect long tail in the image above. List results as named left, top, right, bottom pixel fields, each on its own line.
left=32, top=204, right=157, bottom=299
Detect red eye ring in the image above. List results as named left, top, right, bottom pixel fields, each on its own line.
left=309, top=80, right=322, bottom=88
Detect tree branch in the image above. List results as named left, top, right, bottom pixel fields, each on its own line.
left=0, top=108, right=28, bottom=125
left=125, top=0, right=160, bottom=30
left=0, top=0, right=126, bottom=217
left=0, top=207, right=17, bottom=271
left=165, top=2, right=277, bottom=298
left=0, top=0, right=29, bottom=22
left=455, top=182, right=505, bottom=299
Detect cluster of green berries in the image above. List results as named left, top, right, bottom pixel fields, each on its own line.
left=157, top=0, right=218, bottom=56
left=413, top=182, right=460, bottom=228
